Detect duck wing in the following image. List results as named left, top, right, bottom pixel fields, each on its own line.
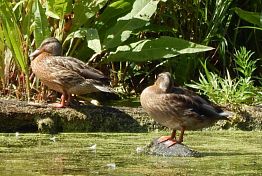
left=168, top=87, right=229, bottom=120
left=47, top=65, right=111, bottom=92
left=48, top=56, right=109, bottom=83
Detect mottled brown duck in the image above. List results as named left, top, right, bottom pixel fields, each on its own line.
left=30, top=37, right=112, bottom=108
left=140, top=72, right=229, bottom=147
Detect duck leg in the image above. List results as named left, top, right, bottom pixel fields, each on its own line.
left=65, top=94, right=72, bottom=106
left=54, top=94, right=66, bottom=108
left=157, top=129, right=177, bottom=147
left=176, top=127, right=185, bottom=144
left=157, top=127, right=185, bottom=147
left=55, top=93, right=69, bottom=108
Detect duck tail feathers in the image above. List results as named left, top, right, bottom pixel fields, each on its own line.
left=93, top=84, right=114, bottom=93
left=218, top=111, right=233, bottom=120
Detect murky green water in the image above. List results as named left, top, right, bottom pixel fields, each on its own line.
left=0, top=131, right=261, bottom=175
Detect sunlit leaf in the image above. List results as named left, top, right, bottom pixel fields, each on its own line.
left=96, top=0, right=135, bottom=39
left=86, top=28, right=101, bottom=53
left=103, top=0, right=160, bottom=49
left=33, top=0, right=51, bottom=47
left=97, top=0, right=135, bottom=28
left=64, top=28, right=87, bottom=56
left=73, top=0, right=108, bottom=29
left=0, top=1, right=28, bottom=73
left=45, top=0, right=72, bottom=19
left=64, top=29, right=87, bottom=42
left=0, top=0, right=32, bottom=99
left=64, top=28, right=101, bottom=54
left=106, top=36, right=214, bottom=62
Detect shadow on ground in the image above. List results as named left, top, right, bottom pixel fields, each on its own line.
left=0, top=99, right=148, bottom=133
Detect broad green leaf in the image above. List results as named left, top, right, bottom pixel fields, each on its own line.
left=103, top=0, right=160, bottom=49
left=64, top=28, right=101, bottom=54
left=103, top=18, right=150, bottom=48
left=45, top=0, right=72, bottom=19
left=134, top=23, right=176, bottom=33
left=120, top=0, right=159, bottom=21
left=64, top=28, right=88, bottom=56
left=86, top=28, right=101, bottom=53
left=45, top=10, right=60, bottom=19
left=97, top=0, right=135, bottom=26
left=234, top=7, right=262, bottom=27
left=33, top=0, right=51, bottom=47
left=106, top=36, right=214, bottom=62
left=73, top=0, right=108, bottom=29
left=96, top=0, right=135, bottom=38
left=64, top=29, right=87, bottom=43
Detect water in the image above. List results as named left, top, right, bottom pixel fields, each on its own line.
left=0, top=131, right=261, bottom=175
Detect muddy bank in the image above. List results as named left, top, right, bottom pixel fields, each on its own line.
left=0, top=99, right=261, bottom=133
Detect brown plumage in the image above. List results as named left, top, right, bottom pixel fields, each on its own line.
left=140, top=72, right=229, bottom=146
left=30, top=37, right=112, bottom=107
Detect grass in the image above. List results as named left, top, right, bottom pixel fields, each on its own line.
left=0, top=131, right=261, bottom=175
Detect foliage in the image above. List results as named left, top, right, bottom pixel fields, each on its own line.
left=145, top=0, right=236, bottom=85
left=234, top=47, right=257, bottom=78
left=232, top=1, right=262, bottom=57
left=0, top=0, right=261, bottom=105
left=234, top=7, right=262, bottom=29
left=187, top=47, right=259, bottom=105
left=0, top=0, right=214, bottom=101
left=0, top=0, right=33, bottom=100
left=106, top=36, right=213, bottom=62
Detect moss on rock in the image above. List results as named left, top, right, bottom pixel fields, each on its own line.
left=0, top=99, right=261, bottom=133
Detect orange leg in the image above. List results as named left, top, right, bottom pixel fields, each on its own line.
left=157, top=129, right=177, bottom=147
left=54, top=94, right=66, bottom=108
left=55, top=93, right=69, bottom=108
left=157, top=127, right=185, bottom=147
left=177, top=127, right=185, bottom=144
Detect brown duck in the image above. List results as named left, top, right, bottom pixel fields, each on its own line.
left=30, top=37, right=112, bottom=107
left=140, top=72, right=229, bottom=146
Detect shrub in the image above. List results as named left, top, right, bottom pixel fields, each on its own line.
left=187, top=47, right=260, bottom=106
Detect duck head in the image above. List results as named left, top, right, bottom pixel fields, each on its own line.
left=154, top=72, right=174, bottom=92
left=29, top=37, right=62, bottom=59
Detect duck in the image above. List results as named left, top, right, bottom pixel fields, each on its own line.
left=30, top=37, right=112, bottom=108
left=140, top=72, right=229, bottom=147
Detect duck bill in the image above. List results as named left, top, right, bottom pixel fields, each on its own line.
left=29, top=49, right=41, bottom=59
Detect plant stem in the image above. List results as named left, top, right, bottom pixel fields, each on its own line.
left=25, top=73, right=30, bottom=102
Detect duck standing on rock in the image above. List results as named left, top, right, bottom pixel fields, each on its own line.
left=30, top=37, right=112, bottom=108
left=140, top=72, right=229, bottom=147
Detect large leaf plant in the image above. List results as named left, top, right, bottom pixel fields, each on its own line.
left=0, top=0, right=214, bottom=100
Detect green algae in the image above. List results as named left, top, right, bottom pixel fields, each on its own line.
left=0, top=131, right=261, bottom=175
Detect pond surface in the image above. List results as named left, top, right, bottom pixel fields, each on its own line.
left=0, top=131, right=261, bottom=175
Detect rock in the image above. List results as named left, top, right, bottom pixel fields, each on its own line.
left=0, top=98, right=160, bottom=133
left=0, top=98, right=261, bottom=133
left=146, top=138, right=200, bottom=157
